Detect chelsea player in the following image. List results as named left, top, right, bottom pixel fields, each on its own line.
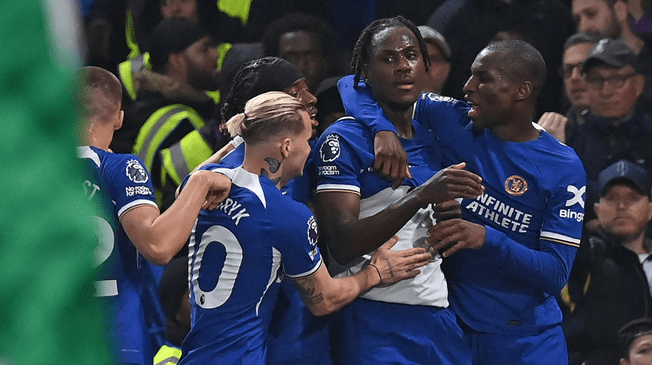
left=76, top=66, right=230, bottom=364
left=339, top=39, right=587, bottom=364
left=313, top=16, right=485, bottom=365
left=180, top=92, right=431, bottom=365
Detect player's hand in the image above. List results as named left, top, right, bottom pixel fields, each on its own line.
left=433, top=199, right=462, bottom=221
left=368, top=235, right=431, bottom=285
left=191, top=170, right=231, bottom=210
left=373, top=131, right=412, bottom=189
left=425, top=218, right=486, bottom=257
left=537, top=112, right=568, bottom=143
left=417, top=163, right=484, bottom=205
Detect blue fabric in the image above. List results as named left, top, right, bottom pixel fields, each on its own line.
left=331, top=298, right=472, bottom=365
left=337, top=74, right=586, bottom=337
left=79, top=146, right=162, bottom=364
left=180, top=165, right=322, bottom=365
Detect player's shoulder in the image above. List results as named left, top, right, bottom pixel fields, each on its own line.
left=315, top=116, right=373, bottom=159
left=418, top=92, right=469, bottom=110
left=322, top=115, right=371, bottom=137
left=537, top=128, right=585, bottom=167
left=416, top=92, right=472, bottom=126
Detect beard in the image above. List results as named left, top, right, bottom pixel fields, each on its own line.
left=603, top=11, right=623, bottom=38
left=186, top=59, right=220, bottom=92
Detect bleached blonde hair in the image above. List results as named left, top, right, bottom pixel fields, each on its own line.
left=225, top=91, right=307, bottom=144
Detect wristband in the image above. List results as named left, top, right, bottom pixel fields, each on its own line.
left=368, top=263, right=382, bottom=283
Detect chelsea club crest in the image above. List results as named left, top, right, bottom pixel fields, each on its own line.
left=504, top=175, right=528, bottom=196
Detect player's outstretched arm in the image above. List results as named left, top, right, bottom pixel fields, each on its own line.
left=316, top=163, right=483, bottom=265
left=120, top=170, right=231, bottom=265
left=291, top=236, right=430, bottom=316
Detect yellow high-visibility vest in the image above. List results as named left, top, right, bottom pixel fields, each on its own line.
left=153, top=344, right=182, bottom=365
left=132, top=104, right=213, bottom=203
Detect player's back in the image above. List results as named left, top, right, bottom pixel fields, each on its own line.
left=182, top=165, right=321, bottom=365
left=77, top=146, right=160, bottom=364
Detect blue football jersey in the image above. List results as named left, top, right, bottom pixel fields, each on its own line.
left=211, top=137, right=330, bottom=363
left=77, top=146, right=161, bottom=364
left=414, top=93, right=586, bottom=335
left=313, top=116, right=449, bottom=307
left=337, top=75, right=586, bottom=336
left=181, top=165, right=322, bottom=365
left=220, top=136, right=315, bottom=205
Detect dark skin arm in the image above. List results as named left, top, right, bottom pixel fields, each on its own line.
left=374, top=131, right=412, bottom=189
left=316, top=163, right=484, bottom=265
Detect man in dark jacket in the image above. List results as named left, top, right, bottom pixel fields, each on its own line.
left=115, top=17, right=228, bottom=211
left=563, top=159, right=652, bottom=365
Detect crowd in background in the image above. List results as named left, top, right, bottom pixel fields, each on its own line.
left=75, top=0, right=652, bottom=364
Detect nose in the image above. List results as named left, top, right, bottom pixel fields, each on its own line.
left=396, top=55, right=411, bottom=73
left=577, top=18, right=595, bottom=34
left=462, top=76, right=475, bottom=94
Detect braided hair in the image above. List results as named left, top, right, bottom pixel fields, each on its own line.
left=350, top=16, right=430, bottom=88
left=220, top=57, right=303, bottom=130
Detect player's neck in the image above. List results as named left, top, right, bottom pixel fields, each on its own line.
left=381, top=104, right=415, bottom=139
left=242, top=150, right=283, bottom=189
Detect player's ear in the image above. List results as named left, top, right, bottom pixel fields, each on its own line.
left=515, top=81, right=532, bottom=101
left=280, top=137, right=291, bottom=159
left=613, top=0, right=628, bottom=24
left=361, top=63, right=370, bottom=86
left=114, top=110, right=124, bottom=131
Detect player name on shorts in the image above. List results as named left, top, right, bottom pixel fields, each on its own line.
left=465, top=193, right=532, bottom=233
left=216, top=198, right=250, bottom=225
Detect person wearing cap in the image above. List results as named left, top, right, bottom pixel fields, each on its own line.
left=617, top=318, right=652, bottom=365
left=571, top=0, right=652, bottom=106
left=565, top=37, right=652, bottom=231
left=417, top=25, right=451, bottom=94
left=118, top=17, right=230, bottom=212
left=562, top=159, right=652, bottom=365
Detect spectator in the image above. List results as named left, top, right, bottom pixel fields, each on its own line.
left=617, top=318, right=652, bottom=365
left=572, top=0, right=652, bottom=106
left=179, top=91, right=431, bottom=365
left=538, top=32, right=601, bottom=142
left=566, top=38, right=651, bottom=230
left=417, top=25, right=451, bottom=94
left=563, top=160, right=652, bottom=365
left=135, top=0, right=244, bottom=54
left=262, top=12, right=339, bottom=92
left=116, top=17, right=228, bottom=212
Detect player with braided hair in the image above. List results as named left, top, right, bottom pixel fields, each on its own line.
left=314, top=16, right=482, bottom=365
left=350, top=15, right=431, bottom=89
